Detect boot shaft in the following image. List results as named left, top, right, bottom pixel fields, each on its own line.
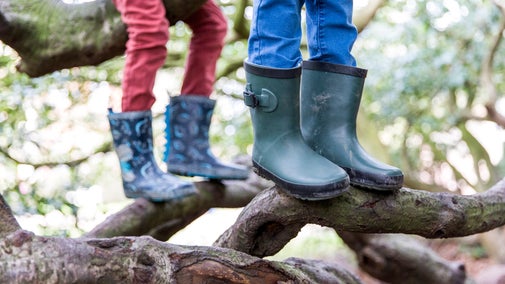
left=166, top=95, right=216, bottom=155
left=301, top=61, right=367, bottom=145
left=300, top=61, right=403, bottom=190
left=164, top=95, right=249, bottom=180
left=108, top=110, right=156, bottom=170
left=244, top=62, right=302, bottom=151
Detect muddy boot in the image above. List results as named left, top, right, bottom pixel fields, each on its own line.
left=243, top=61, right=349, bottom=200
left=300, top=61, right=403, bottom=191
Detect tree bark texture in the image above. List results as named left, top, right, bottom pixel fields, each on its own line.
left=0, top=0, right=206, bottom=77
left=79, top=171, right=479, bottom=283
left=0, top=194, right=20, bottom=239
left=215, top=179, right=505, bottom=256
left=0, top=230, right=364, bottom=284
left=85, top=174, right=270, bottom=240
left=0, top=164, right=474, bottom=283
left=338, top=232, right=467, bottom=284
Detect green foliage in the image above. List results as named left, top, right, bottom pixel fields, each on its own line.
left=354, top=0, right=505, bottom=192
left=0, top=0, right=253, bottom=236
left=459, top=241, right=488, bottom=259
left=268, top=225, right=354, bottom=263
left=0, top=44, right=126, bottom=235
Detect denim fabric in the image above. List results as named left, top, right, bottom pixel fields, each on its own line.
left=247, top=0, right=357, bottom=68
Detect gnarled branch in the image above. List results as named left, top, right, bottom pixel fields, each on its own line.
left=215, top=179, right=505, bottom=257
left=0, top=230, right=362, bottom=283
left=0, top=171, right=478, bottom=283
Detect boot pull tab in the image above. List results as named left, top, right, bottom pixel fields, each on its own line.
left=243, top=83, right=278, bottom=112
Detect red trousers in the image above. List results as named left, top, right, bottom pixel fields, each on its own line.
left=112, top=0, right=227, bottom=111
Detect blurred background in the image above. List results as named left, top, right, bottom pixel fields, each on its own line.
left=1, top=0, right=505, bottom=280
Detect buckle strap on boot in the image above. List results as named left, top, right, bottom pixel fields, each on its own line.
left=243, top=83, right=278, bottom=112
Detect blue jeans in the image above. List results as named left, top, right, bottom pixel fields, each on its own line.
left=248, top=0, right=357, bottom=68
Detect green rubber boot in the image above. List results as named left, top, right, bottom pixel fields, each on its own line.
left=243, top=61, right=349, bottom=200
left=300, top=61, right=403, bottom=191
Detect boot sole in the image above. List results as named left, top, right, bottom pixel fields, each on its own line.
left=252, top=161, right=348, bottom=201
left=342, top=167, right=404, bottom=191
left=167, top=167, right=249, bottom=181
left=124, top=187, right=197, bottom=202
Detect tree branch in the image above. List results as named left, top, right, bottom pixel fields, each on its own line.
left=0, top=230, right=362, bottom=283
left=354, top=0, right=384, bottom=32
left=1, top=169, right=481, bottom=282
left=0, top=194, right=20, bottom=238
left=482, top=1, right=505, bottom=128
left=0, top=141, right=112, bottom=169
left=85, top=171, right=270, bottom=240
left=338, top=232, right=467, bottom=284
left=215, top=179, right=505, bottom=257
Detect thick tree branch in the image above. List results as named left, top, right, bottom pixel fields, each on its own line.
left=0, top=230, right=362, bottom=283
left=1, top=170, right=481, bottom=282
left=85, top=171, right=270, bottom=240
left=0, top=0, right=386, bottom=78
left=215, top=179, right=505, bottom=257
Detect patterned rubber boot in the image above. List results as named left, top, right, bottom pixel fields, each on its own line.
left=108, top=110, right=197, bottom=202
left=164, top=95, right=249, bottom=180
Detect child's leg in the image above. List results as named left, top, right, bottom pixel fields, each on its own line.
left=247, top=0, right=305, bottom=68
left=181, top=0, right=228, bottom=96
left=113, top=0, right=170, bottom=111
left=305, top=0, right=357, bottom=66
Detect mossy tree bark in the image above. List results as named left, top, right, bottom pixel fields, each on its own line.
left=1, top=230, right=364, bottom=283
left=3, top=172, right=500, bottom=283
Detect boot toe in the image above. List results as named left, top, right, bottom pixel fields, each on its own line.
left=253, top=160, right=349, bottom=201
left=345, top=167, right=403, bottom=191
left=168, top=161, right=250, bottom=180
left=124, top=176, right=197, bottom=202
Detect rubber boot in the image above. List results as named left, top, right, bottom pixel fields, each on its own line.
left=108, top=110, right=197, bottom=202
left=300, top=61, right=404, bottom=191
left=243, top=61, right=349, bottom=200
left=164, top=95, right=249, bottom=180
